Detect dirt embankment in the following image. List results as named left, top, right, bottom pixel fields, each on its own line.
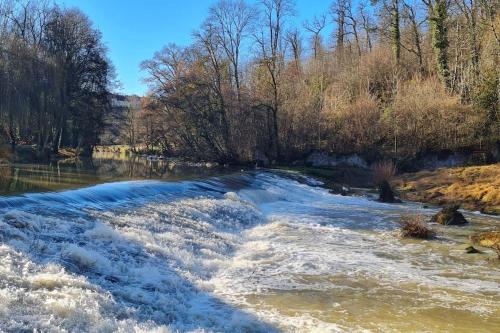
left=393, top=164, right=500, bottom=214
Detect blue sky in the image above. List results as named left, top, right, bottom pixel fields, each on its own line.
left=57, top=0, right=333, bottom=96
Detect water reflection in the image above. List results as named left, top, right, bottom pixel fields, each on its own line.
left=0, top=154, right=233, bottom=196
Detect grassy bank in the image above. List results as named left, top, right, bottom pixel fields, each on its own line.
left=393, top=164, right=500, bottom=214
left=280, top=163, right=499, bottom=215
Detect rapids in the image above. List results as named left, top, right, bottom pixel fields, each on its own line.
left=0, top=171, right=499, bottom=332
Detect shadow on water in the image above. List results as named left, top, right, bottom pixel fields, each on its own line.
left=0, top=174, right=281, bottom=332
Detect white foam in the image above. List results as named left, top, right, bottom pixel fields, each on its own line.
left=0, top=172, right=499, bottom=332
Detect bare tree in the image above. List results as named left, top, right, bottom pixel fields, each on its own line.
left=285, top=28, right=302, bottom=71
left=344, top=1, right=362, bottom=56
left=359, top=1, right=376, bottom=52
left=193, top=22, right=232, bottom=157
left=254, top=0, right=295, bottom=159
left=331, top=0, right=348, bottom=57
left=303, top=14, right=327, bottom=59
left=209, top=0, right=256, bottom=105
left=402, top=1, right=425, bottom=73
left=454, top=0, right=480, bottom=76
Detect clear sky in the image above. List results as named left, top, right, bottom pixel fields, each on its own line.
left=56, top=0, right=333, bottom=96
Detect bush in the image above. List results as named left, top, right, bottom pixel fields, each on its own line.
left=323, top=93, right=384, bottom=153
left=386, top=78, right=489, bottom=157
left=399, top=215, right=435, bottom=239
left=372, top=160, right=396, bottom=185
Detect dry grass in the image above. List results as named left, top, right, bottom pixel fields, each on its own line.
left=394, top=164, right=500, bottom=214
left=399, top=215, right=435, bottom=239
left=372, top=160, right=396, bottom=185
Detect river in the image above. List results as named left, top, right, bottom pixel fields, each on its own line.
left=0, top=156, right=499, bottom=332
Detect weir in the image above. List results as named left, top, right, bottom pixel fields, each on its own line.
left=0, top=172, right=499, bottom=332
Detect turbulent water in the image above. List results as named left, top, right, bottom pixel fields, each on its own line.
left=0, top=171, right=499, bottom=332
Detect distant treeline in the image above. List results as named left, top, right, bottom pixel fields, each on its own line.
left=137, top=0, right=499, bottom=163
left=0, top=1, right=113, bottom=157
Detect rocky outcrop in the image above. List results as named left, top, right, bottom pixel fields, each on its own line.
left=416, top=152, right=468, bottom=170
left=306, top=151, right=368, bottom=168
left=469, top=231, right=500, bottom=248
left=431, top=205, right=468, bottom=225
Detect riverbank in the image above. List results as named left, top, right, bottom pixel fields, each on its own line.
left=0, top=144, right=84, bottom=163
left=264, top=164, right=500, bottom=215
left=393, top=164, right=500, bottom=215
left=4, top=144, right=500, bottom=215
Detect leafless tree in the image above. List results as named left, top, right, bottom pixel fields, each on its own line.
left=303, top=14, right=327, bottom=59
left=254, top=0, right=295, bottom=159
left=285, top=28, right=302, bottom=71
left=208, top=0, right=256, bottom=105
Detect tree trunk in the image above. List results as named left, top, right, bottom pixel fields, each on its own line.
left=391, top=0, right=401, bottom=62
left=429, top=0, right=451, bottom=88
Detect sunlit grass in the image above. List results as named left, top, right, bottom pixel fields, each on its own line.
left=394, top=164, right=500, bottom=214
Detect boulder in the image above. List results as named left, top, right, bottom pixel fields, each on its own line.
left=465, top=246, right=482, bottom=254
left=431, top=205, right=468, bottom=225
left=378, top=180, right=401, bottom=203
left=469, top=231, right=500, bottom=248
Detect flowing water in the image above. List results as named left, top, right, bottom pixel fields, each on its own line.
left=0, top=159, right=499, bottom=332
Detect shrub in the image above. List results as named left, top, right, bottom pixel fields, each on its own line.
left=323, top=93, right=384, bottom=153
left=399, top=215, right=435, bottom=239
left=386, top=77, right=489, bottom=157
left=372, top=160, right=396, bottom=185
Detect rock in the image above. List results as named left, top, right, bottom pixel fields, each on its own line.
left=378, top=180, right=401, bottom=203
left=255, top=149, right=269, bottom=167
left=341, top=186, right=349, bottom=196
left=469, top=231, right=500, bottom=248
left=431, top=205, right=468, bottom=225
left=328, top=183, right=350, bottom=196
left=465, top=246, right=482, bottom=254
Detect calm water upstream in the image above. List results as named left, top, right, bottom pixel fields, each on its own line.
left=0, top=157, right=499, bottom=332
